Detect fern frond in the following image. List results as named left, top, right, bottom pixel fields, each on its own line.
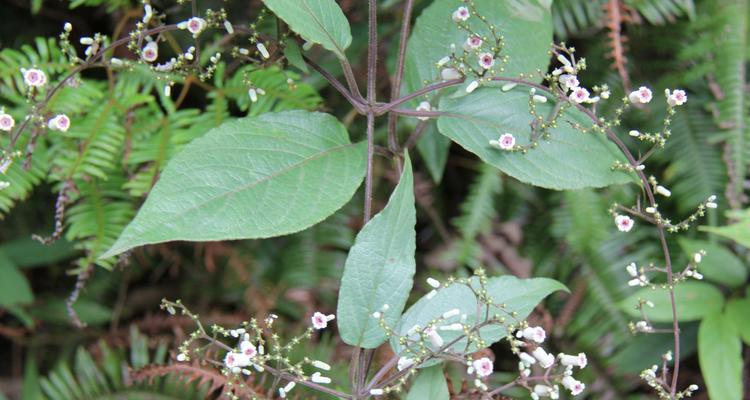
left=552, top=0, right=606, bottom=38
left=225, top=66, right=323, bottom=115
left=626, top=0, right=695, bottom=25
left=0, top=37, right=67, bottom=102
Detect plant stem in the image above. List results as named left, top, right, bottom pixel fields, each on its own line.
left=386, top=0, right=415, bottom=172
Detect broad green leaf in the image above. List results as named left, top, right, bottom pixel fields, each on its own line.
left=678, top=238, right=747, bottom=287
left=262, top=0, right=352, bottom=59
left=103, top=111, right=366, bottom=258
left=416, top=123, right=451, bottom=183
left=700, top=219, right=750, bottom=249
left=620, top=281, right=724, bottom=322
left=0, top=238, right=76, bottom=269
left=437, top=89, right=632, bottom=189
left=337, top=154, right=416, bottom=348
left=699, top=313, right=743, bottom=400
left=726, top=298, right=750, bottom=345
left=392, top=276, right=566, bottom=361
left=406, top=365, right=449, bottom=400
left=0, top=251, right=33, bottom=306
left=283, top=41, right=309, bottom=73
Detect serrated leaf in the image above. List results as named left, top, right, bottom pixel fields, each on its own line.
left=262, top=0, right=352, bottom=59
left=678, top=238, right=747, bottom=288
left=391, top=276, right=567, bottom=362
left=437, top=89, right=633, bottom=189
left=620, top=281, right=724, bottom=322
left=406, top=365, right=449, bottom=400
left=699, top=312, right=743, bottom=400
left=337, top=154, right=416, bottom=348
left=103, top=111, right=366, bottom=258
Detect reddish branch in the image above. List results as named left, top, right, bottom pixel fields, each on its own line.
left=604, top=0, right=632, bottom=91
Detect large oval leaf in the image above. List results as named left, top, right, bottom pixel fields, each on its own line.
left=103, top=111, right=366, bottom=258
left=620, top=281, right=725, bottom=322
left=262, top=0, right=352, bottom=59
left=406, top=365, right=449, bottom=400
left=391, top=276, right=567, bottom=361
left=437, top=89, right=633, bottom=189
left=403, top=0, right=552, bottom=182
left=678, top=238, right=748, bottom=287
left=699, top=313, right=743, bottom=400
left=337, top=155, right=416, bottom=349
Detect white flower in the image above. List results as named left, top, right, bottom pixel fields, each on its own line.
left=478, top=53, right=495, bottom=69
left=532, top=347, right=555, bottom=369
left=48, top=114, right=71, bottom=132
left=628, top=86, right=653, bottom=104
left=615, top=215, right=634, bottom=232
left=489, top=133, right=515, bottom=150
left=558, top=352, right=587, bottom=368
left=224, top=352, right=250, bottom=369
left=562, top=376, right=585, bottom=395
left=441, top=68, right=461, bottom=80
left=472, top=357, right=493, bottom=377
left=666, top=89, right=687, bottom=106
left=519, top=326, right=546, bottom=343
left=569, top=87, right=590, bottom=104
left=559, top=74, right=579, bottom=91
left=0, top=113, right=15, bottom=132
left=533, top=384, right=555, bottom=398
left=452, top=6, right=470, bottom=22
left=425, top=327, right=444, bottom=348
left=397, top=357, right=415, bottom=371
left=176, top=353, right=187, bottom=362
left=257, top=43, right=270, bottom=59
left=311, top=372, right=331, bottom=384
left=240, top=340, right=257, bottom=358
left=141, top=41, right=159, bottom=63
left=463, top=35, right=483, bottom=51
left=23, top=68, right=47, bottom=87
left=181, top=17, right=207, bottom=35
left=416, top=101, right=432, bottom=121
left=519, top=352, right=537, bottom=366
left=311, top=311, right=334, bottom=330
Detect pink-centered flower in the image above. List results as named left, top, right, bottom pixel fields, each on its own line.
left=666, top=89, right=687, bottom=106
left=23, top=68, right=47, bottom=87
left=559, top=352, right=587, bottom=368
left=141, top=41, right=159, bottom=63
left=452, top=6, right=470, bottom=22
left=628, top=86, right=653, bottom=104
left=311, top=311, right=335, bottom=330
left=478, top=52, right=495, bottom=69
left=490, top=133, right=515, bottom=150
left=615, top=214, right=634, bottom=232
left=48, top=114, right=70, bottom=132
left=569, top=87, right=590, bottom=104
left=224, top=352, right=249, bottom=369
left=472, top=357, right=494, bottom=378
left=0, top=113, right=15, bottom=132
left=464, top=35, right=483, bottom=51
left=562, top=376, right=586, bottom=396
left=519, top=326, right=546, bottom=343
left=559, top=74, right=579, bottom=91
left=240, top=340, right=257, bottom=358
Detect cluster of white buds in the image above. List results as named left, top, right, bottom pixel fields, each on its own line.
left=682, top=249, right=706, bottom=280
left=633, top=320, right=653, bottom=333
left=626, top=262, right=650, bottom=287
left=614, top=214, right=634, bottom=232
left=278, top=381, right=295, bottom=398
left=550, top=48, right=600, bottom=104
left=311, top=311, right=335, bottom=330
left=248, top=87, right=266, bottom=103
left=79, top=34, right=103, bottom=58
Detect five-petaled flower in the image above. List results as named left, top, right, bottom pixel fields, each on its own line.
left=240, top=340, right=257, bottom=358
left=141, top=41, right=159, bottom=63
left=518, top=326, right=546, bottom=343
left=179, top=17, right=207, bottom=35
left=471, top=357, right=493, bottom=377
left=48, top=114, right=70, bottom=132
left=23, top=68, right=47, bottom=87
left=464, top=35, right=483, bottom=51
left=0, top=113, right=15, bottom=132
left=452, top=6, right=470, bottom=22
left=478, top=53, right=495, bottom=70
left=490, top=133, right=515, bottom=150
left=628, top=86, right=653, bottom=104
left=615, top=214, right=634, bottom=232
left=569, top=87, right=590, bottom=103
left=562, top=376, right=586, bottom=396
left=666, top=89, right=687, bottom=107
left=311, top=311, right=335, bottom=330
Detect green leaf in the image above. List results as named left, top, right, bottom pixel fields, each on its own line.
left=726, top=298, right=750, bottom=345
left=283, top=41, right=309, bottom=73
left=406, top=365, right=449, bottom=400
left=392, top=276, right=566, bottom=360
left=262, top=0, right=352, bottom=59
left=698, top=312, right=743, bottom=400
left=0, top=251, right=34, bottom=306
left=620, top=281, right=724, bottom=322
left=0, top=238, right=76, bottom=269
left=103, top=111, right=366, bottom=258
left=678, top=239, right=747, bottom=287
left=700, top=218, right=750, bottom=249
left=30, top=298, right=111, bottom=326
left=416, top=123, right=451, bottom=183
left=21, top=353, right=42, bottom=400
left=437, top=89, right=632, bottom=189
left=337, top=154, right=416, bottom=348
